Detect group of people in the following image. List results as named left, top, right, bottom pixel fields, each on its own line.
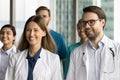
left=0, top=5, right=120, bottom=80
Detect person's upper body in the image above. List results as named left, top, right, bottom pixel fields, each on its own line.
left=0, top=24, right=17, bottom=80
left=5, top=15, right=62, bottom=80
left=64, top=19, right=88, bottom=78
left=66, top=5, right=120, bottom=80
left=35, top=6, right=67, bottom=59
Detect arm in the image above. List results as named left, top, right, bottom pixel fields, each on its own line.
left=58, top=35, right=68, bottom=59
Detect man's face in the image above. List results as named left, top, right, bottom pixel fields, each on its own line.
left=37, top=10, right=51, bottom=26
left=82, top=12, right=105, bottom=40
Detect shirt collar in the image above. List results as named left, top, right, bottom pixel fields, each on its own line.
left=26, top=48, right=42, bottom=61
left=1, top=45, right=16, bottom=55
left=88, top=35, right=106, bottom=49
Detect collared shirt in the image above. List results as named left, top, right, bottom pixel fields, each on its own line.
left=0, top=45, right=17, bottom=80
left=26, top=48, right=41, bottom=80
left=87, top=38, right=105, bottom=80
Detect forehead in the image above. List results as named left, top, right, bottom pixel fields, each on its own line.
left=27, top=22, right=40, bottom=29
left=82, top=12, right=98, bottom=20
left=1, top=27, right=12, bottom=31
left=37, top=10, right=49, bottom=15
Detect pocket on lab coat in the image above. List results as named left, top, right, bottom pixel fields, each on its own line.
left=101, top=53, right=120, bottom=80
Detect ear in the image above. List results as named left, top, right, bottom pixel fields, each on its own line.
left=42, top=31, right=46, bottom=37
left=13, top=36, right=16, bottom=41
left=101, top=19, right=105, bottom=28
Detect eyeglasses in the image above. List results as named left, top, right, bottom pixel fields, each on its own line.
left=82, top=19, right=101, bottom=27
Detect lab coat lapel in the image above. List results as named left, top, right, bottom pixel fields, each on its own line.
left=82, top=44, right=89, bottom=80
left=33, top=48, right=50, bottom=80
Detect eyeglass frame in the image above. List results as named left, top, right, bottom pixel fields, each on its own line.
left=82, top=19, right=101, bottom=27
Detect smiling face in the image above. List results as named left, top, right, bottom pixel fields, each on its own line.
left=0, top=27, right=15, bottom=46
left=82, top=12, right=105, bottom=40
left=25, top=21, right=46, bottom=47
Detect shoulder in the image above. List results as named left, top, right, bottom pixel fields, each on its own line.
left=10, top=49, right=27, bottom=61
left=41, top=48, right=60, bottom=62
left=70, top=43, right=86, bottom=58
left=50, top=30, right=64, bottom=38
left=68, top=42, right=81, bottom=49
left=104, top=35, right=120, bottom=48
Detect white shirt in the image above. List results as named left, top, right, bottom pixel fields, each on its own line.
left=0, top=45, right=17, bottom=80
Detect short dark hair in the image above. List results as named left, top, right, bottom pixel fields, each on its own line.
left=82, top=6, right=106, bottom=28
left=0, top=24, right=16, bottom=36
left=35, top=6, right=51, bottom=17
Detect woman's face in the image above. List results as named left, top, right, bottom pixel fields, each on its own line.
left=0, top=27, right=15, bottom=46
left=25, top=21, right=46, bottom=47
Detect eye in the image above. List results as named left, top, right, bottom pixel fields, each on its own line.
left=88, top=20, right=95, bottom=25
left=82, top=21, right=87, bottom=25
left=34, top=29, right=39, bottom=32
left=7, top=32, right=12, bottom=35
left=43, top=15, right=47, bottom=18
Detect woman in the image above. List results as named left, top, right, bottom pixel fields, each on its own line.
left=0, top=24, right=17, bottom=80
left=5, top=15, right=62, bottom=80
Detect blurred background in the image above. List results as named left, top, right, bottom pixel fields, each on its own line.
left=0, top=0, right=120, bottom=47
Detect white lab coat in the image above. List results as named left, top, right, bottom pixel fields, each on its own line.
left=5, top=48, right=62, bottom=80
left=66, top=35, right=120, bottom=80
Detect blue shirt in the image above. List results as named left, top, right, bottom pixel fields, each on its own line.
left=64, top=41, right=82, bottom=78
left=87, top=40, right=104, bottom=80
left=50, top=30, right=67, bottom=59
left=0, top=45, right=17, bottom=80
left=26, top=48, right=41, bottom=80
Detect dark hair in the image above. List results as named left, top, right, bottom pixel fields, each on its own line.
left=77, top=19, right=83, bottom=29
left=82, top=5, right=106, bottom=28
left=0, top=24, right=16, bottom=44
left=0, top=24, right=16, bottom=36
left=35, top=6, right=51, bottom=17
left=18, top=15, right=56, bottom=53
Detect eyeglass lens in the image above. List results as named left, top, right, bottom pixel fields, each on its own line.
left=82, top=19, right=100, bottom=26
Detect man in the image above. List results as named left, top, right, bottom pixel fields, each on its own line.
left=66, top=5, right=120, bottom=80
left=64, top=19, right=88, bottom=78
left=35, top=6, right=67, bottom=59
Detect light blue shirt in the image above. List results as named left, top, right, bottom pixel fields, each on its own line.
left=0, top=45, right=17, bottom=80
left=87, top=39, right=104, bottom=80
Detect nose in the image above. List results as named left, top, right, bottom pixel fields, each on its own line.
left=30, top=30, right=34, bottom=36
left=84, top=22, right=90, bottom=28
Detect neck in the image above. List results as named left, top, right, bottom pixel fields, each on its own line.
left=46, top=25, right=50, bottom=32
left=29, top=45, right=41, bottom=57
left=81, top=38, right=88, bottom=44
left=90, top=33, right=104, bottom=48
left=2, top=44, right=13, bottom=51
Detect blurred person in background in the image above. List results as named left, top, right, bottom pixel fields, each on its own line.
left=35, top=6, right=68, bottom=79
left=64, top=19, right=88, bottom=79
left=0, top=24, right=17, bottom=80
left=35, top=6, right=67, bottom=60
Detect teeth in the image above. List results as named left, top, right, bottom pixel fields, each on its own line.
left=29, top=37, right=35, bottom=40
